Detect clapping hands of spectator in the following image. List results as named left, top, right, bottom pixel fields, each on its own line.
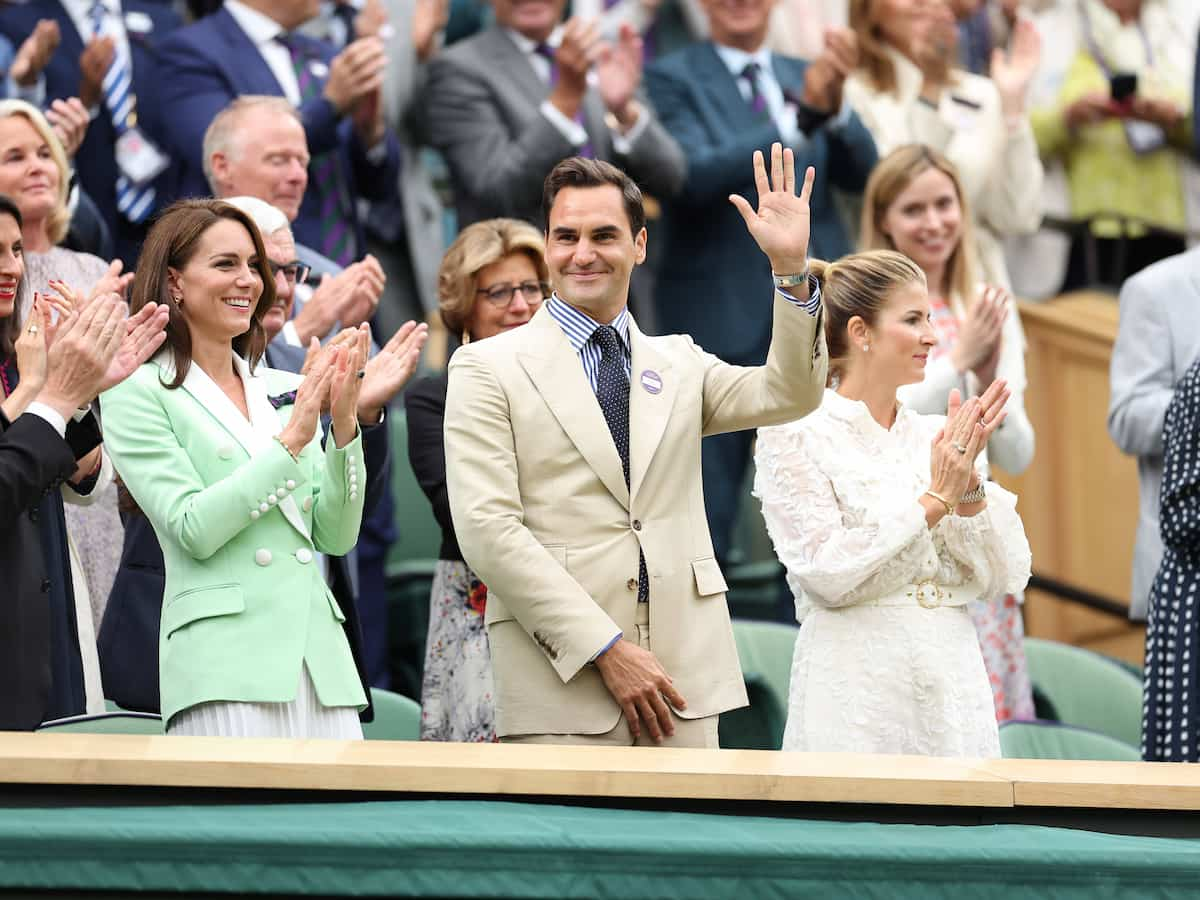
left=292, top=257, right=383, bottom=345
left=12, top=291, right=71, bottom=394
left=78, top=36, right=115, bottom=110
left=410, top=0, right=449, bottom=62
left=951, top=285, right=1007, bottom=385
left=329, top=325, right=369, bottom=447
left=355, top=0, right=390, bottom=39
left=357, top=319, right=429, bottom=424
left=596, top=24, right=644, bottom=128
left=44, top=98, right=90, bottom=158
left=10, top=19, right=60, bottom=88
left=324, top=36, right=388, bottom=116
left=990, top=17, right=1040, bottom=117
left=548, top=18, right=602, bottom=119
left=927, top=381, right=1009, bottom=514
left=801, top=27, right=858, bottom=114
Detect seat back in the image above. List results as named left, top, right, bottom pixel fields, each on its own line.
left=37, top=712, right=164, bottom=735
left=387, top=410, right=443, bottom=569
left=1023, top=637, right=1143, bottom=747
left=720, top=620, right=797, bottom=749
left=362, top=688, right=422, bottom=741
left=999, top=720, right=1141, bottom=761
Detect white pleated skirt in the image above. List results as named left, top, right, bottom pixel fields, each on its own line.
left=167, top=663, right=363, bottom=740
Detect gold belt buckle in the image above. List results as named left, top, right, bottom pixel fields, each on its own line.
left=907, top=579, right=943, bottom=610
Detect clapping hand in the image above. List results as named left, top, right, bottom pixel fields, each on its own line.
left=952, top=285, right=1007, bottom=384
left=45, top=98, right=89, bottom=158
left=278, top=346, right=339, bottom=460
left=357, top=319, right=429, bottom=424
left=729, top=143, right=814, bottom=278
left=329, top=324, right=370, bottom=447
left=10, top=19, right=60, bottom=88
left=928, top=381, right=1009, bottom=514
left=990, top=17, right=1040, bottom=117
left=596, top=24, right=643, bottom=126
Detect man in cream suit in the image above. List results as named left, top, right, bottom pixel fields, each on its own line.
left=445, top=146, right=826, bottom=747
left=1108, top=247, right=1200, bottom=621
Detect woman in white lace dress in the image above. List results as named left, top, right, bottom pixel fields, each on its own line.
left=754, top=250, right=1031, bottom=757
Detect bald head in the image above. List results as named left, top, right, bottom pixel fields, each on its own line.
left=204, top=97, right=310, bottom=222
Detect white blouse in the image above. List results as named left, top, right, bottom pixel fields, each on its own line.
left=754, top=390, right=1032, bottom=623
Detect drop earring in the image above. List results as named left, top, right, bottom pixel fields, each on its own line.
left=861, top=343, right=869, bottom=352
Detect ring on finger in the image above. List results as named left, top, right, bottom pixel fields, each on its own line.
left=27, top=325, right=39, bottom=335
left=952, top=441, right=967, bottom=454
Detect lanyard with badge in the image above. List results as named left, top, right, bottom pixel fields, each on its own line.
left=100, top=5, right=171, bottom=186
left=1079, top=4, right=1166, bottom=155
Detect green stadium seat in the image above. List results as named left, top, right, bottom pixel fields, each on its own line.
left=362, top=688, right=422, bottom=741
left=1023, top=637, right=1144, bottom=747
left=37, top=712, right=164, bottom=734
left=719, top=619, right=796, bottom=750
left=999, top=720, right=1141, bottom=761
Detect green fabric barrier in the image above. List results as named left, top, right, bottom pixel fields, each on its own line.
left=2, top=799, right=1200, bottom=897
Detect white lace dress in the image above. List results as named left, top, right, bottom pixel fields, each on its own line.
left=753, top=390, right=1032, bottom=757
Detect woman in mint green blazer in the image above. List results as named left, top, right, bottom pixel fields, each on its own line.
left=101, top=200, right=370, bottom=738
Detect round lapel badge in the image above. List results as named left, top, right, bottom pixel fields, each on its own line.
left=640, top=369, right=663, bottom=395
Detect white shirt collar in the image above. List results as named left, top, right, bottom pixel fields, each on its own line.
left=713, top=42, right=773, bottom=81
left=505, top=24, right=565, bottom=55
left=225, top=0, right=287, bottom=45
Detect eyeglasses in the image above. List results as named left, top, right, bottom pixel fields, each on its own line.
left=267, top=260, right=311, bottom=286
left=476, top=280, right=549, bottom=308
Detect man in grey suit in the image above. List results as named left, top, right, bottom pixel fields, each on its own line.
left=1108, top=247, right=1200, bottom=621
left=420, top=0, right=685, bottom=229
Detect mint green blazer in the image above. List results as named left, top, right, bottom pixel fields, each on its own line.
left=101, top=352, right=368, bottom=725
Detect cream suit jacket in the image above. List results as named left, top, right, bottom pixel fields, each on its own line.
left=445, top=293, right=827, bottom=737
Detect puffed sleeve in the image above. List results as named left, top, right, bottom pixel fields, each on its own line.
left=937, top=480, right=1032, bottom=599
left=753, top=422, right=932, bottom=616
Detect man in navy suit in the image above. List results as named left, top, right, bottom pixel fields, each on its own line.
left=0, top=0, right=183, bottom=263
left=645, top=0, right=876, bottom=577
left=148, top=0, right=399, bottom=267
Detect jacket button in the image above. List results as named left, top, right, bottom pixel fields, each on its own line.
left=28, top=507, right=38, bottom=522
left=267, top=493, right=278, bottom=505
left=626, top=578, right=637, bottom=591
left=632, top=519, right=642, bottom=531
left=259, top=502, right=269, bottom=513
left=302, top=496, right=313, bottom=512
left=255, top=548, right=272, bottom=566
left=41, top=578, right=51, bottom=593
left=250, top=509, right=260, bottom=520
left=296, top=548, right=313, bottom=564
left=285, top=479, right=296, bottom=490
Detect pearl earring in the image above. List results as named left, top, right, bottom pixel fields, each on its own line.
left=862, top=343, right=869, bottom=352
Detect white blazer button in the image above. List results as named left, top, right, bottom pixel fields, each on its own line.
left=349, top=491, right=358, bottom=502
left=286, top=479, right=296, bottom=490
left=267, top=494, right=278, bottom=505
left=296, top=548, right=313, bottom=564
left=218, top=444, right=234, bottom=460
left=276, top=487, right=288, bottom=499
left=259, top=502, right=269, bottom=513
left=250, top=509, right=261, bottom=520
left=255, top=548, right=272, bottom=566
left=303, top=496, right=313, bottom=512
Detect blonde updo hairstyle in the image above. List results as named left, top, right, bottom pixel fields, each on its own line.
left=811, top=250, right=927, bottom=386
left=438, top=218, right=548, bottom=339
left=860, top=144, right=979, bottom=315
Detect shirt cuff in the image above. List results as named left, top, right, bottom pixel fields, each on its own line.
left=540, top=99, right=589, bottom=148
left=778, top=101, right=803, bottom=147
left=282, top=319, right=303, bottom=348
left=11, top=75, right=45, bottom=108
left=25, top=401, right=67, bottom=437
left=590, top=631, right=623, bottom=662
left=776, top=277, right=822, bottom=317
left=611, top=106, right=651, bottom=155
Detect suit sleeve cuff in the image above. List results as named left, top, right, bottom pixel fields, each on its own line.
left=776, top=277, right=822, bottom=316
left=590, top=631, right=623, bottom=662
left=25, top=401, right=67, bottom=437
left=539, top=99, right=589, bottom=147
left=611, top=106, right=651, bottom=154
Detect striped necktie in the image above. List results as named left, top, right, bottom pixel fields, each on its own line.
left=90, top=0, right=155, bottom=223
left=535, top=43, right=593, bottom=159
left=277, top=32, right=358, bottom=267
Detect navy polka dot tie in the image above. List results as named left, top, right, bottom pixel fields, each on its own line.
left=592, top=325, right=648, bottom=602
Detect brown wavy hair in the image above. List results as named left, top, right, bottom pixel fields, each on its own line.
left=129, top=199, right=274, bottom=389
left=850, top=0, right=953, bottom=94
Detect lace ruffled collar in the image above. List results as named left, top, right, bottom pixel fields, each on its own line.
left=822, top=387, right=911, bottom=434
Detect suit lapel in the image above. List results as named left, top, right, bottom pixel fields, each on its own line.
left=486, top=27, right=547, bottom=109
left=698, top=42, right=758, bottom=132
left=628, top=324, right=677, bottom=503
left=215, top=7, right=287, bottom=96
left=517, top=310, right=630, bottom=510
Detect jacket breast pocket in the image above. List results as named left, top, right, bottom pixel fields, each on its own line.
left=162, top=583, right=245, bottom=639
left=692, top=557, right=728, bottom=597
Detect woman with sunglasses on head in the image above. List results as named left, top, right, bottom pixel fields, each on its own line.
left=405, top=218, right=549, bottom=743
